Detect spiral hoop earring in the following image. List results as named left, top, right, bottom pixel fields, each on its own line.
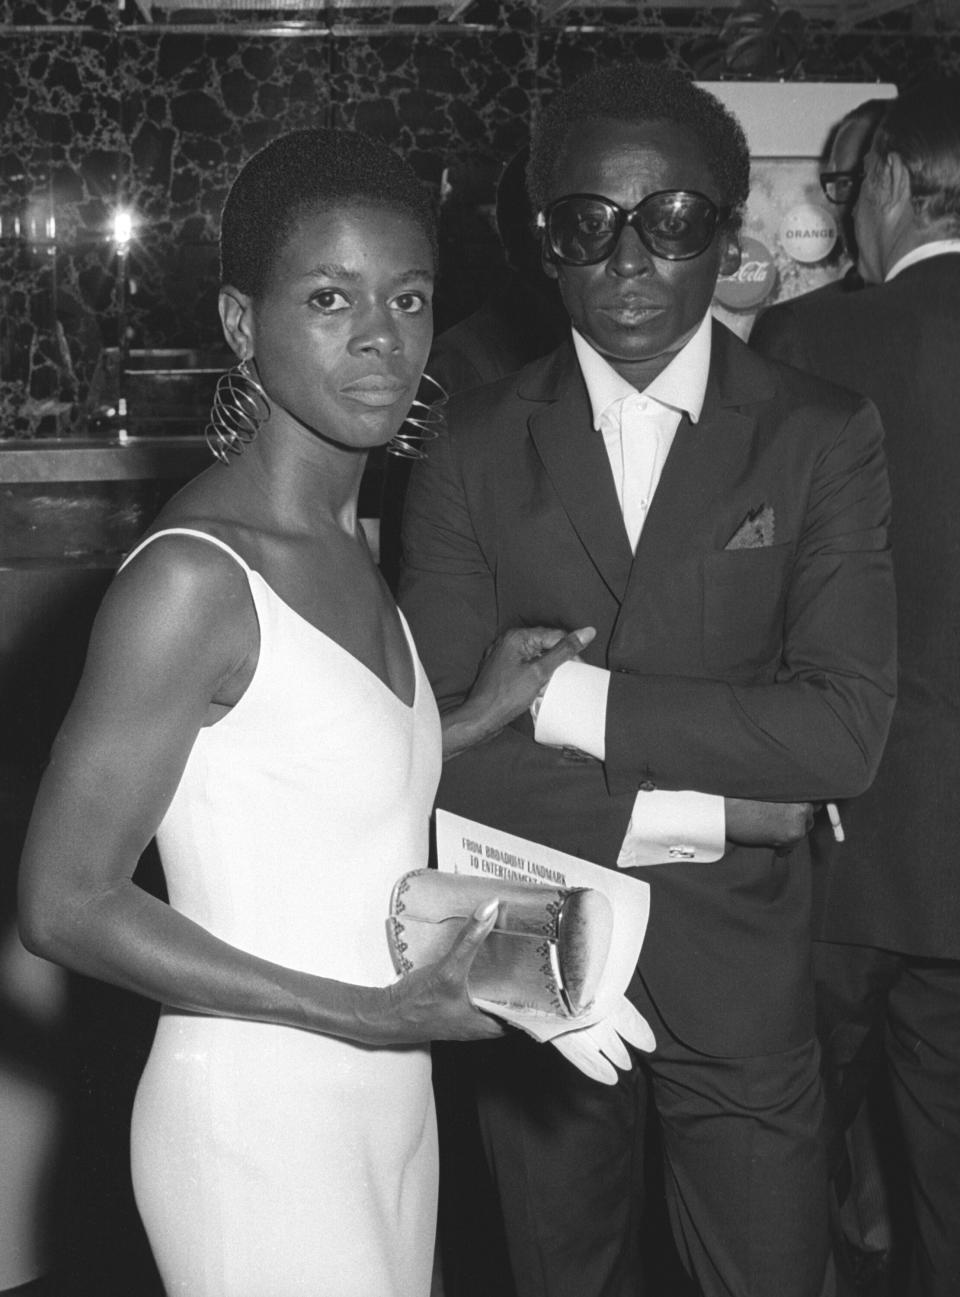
left=204, top=358, right=271, bottom=465
left=388, top=371, right=448, bottom=461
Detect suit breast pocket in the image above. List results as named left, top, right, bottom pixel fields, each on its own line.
left=701, top=543, right=792, bottom=677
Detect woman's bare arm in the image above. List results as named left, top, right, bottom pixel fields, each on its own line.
left=18, top=538, right=501, bottom=1046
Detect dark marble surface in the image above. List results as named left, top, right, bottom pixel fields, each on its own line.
left=2, top=0, right=960, bottom=436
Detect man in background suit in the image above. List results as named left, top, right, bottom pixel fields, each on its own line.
left=401, top=62, right=895, bottom=1297
left=750, top=80, right=960, bottom=1297
left=754, top=92, right=894, bottom=1297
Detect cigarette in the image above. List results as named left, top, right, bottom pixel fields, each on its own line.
left=826, top=802, right=845, bottom=843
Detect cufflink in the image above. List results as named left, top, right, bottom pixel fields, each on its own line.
left=668, top=845, right=696, bottom=860
left=639, top=780, right=656, bottom=792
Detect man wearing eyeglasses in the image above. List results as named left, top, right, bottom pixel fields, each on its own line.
left=817, top=96, right=890, bottom=289
left=401, top=61, right=895, bottom=1297
left=750, top=81, right=960, bottom=1297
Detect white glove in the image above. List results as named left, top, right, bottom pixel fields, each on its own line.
left=549, top=996, right=656, bottom=1085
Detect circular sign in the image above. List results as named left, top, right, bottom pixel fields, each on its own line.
left=714, top=235, right=777, bottom=311
left=778, top=204, right=838, bottom=264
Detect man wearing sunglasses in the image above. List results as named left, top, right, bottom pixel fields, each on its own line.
left=751, top=81, right=960, bottom=1297
left=401, top=61, right=895, bottom=1297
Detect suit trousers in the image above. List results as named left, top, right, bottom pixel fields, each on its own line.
left=814, top=941, right=960, bottom=1297
left=474, top=972, right=833, bottom=1297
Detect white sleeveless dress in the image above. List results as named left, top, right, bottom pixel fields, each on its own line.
left=125, top=529, right=442, bottom=1297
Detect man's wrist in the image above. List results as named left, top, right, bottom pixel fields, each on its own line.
left=534, top=660, right=609, bottom=760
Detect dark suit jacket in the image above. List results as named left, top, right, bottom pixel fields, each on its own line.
left=750, top=252, right=960, bottom=959
left=379, top=272, right=565, bottom=595
left=400, top=322, right=896, bottom=1056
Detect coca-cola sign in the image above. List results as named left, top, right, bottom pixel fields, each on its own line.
left=714, top=236, right=777, bottom=311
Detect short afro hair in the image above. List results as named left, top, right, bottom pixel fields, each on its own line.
left=871, top=80, right=960, bottom=233
left=528, top=62, right=751, bottom=232
left=220, top=127, right=438, bottom=299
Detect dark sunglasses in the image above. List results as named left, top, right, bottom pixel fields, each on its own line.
left=819, top=168, right=863, bottom=205
left=538, top=190, right=731, bottom=266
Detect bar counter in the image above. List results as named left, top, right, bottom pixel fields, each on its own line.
left=0, top=435, right=209, bottom=484
left=0, top=436, right=209, bottom=567
left=0, top=436, right=210, bottom=822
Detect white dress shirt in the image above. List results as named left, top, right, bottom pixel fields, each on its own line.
left=534, top=314, right=726, bottom=867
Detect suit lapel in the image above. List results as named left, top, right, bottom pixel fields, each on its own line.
left=523, top=349, right=634, bottom=602
left=632, top=405, right=753, bottom=571
left=629, top=325, right=775, bottom=576
left=520, top=326, right=776, bottom=607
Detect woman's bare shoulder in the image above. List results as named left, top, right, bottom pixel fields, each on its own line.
left=117, top=523, right=248, bottom=601
left=91, top=514, right=258, bottom=692
left=120, top=464, right=261, bottom=599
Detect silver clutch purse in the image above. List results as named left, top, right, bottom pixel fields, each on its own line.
left=386, top=869, right=613, bottom=1018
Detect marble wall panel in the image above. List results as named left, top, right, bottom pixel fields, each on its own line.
left=334, top=17, right=539, bottom=324
left=2, top=0, right=960, bottom=436
left=1, top=28, right=122, bottom=434
left=0, top=0, right=113, bottom=26
left=114, top=32, right=335, bottom=360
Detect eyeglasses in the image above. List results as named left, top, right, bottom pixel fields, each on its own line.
left=538, top=190, right=731, bottom=266
left=819, top=168, right=863, bottom=205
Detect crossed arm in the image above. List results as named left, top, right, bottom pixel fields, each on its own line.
left=400, top=395, right=896, bottom=838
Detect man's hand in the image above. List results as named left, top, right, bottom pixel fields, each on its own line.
left=724, top=798, right=815, bottom=848
left=441, top=625, right=595, bottom=759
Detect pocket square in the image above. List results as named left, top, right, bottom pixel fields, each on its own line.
left=725, top=504, right=775, bottom=550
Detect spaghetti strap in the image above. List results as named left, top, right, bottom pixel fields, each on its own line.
left=119, top=528, right=251, bottom=574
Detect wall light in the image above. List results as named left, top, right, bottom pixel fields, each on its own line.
left=113, top=208, right=134, bottom=250
left=24, top=198, right=55, bottom=247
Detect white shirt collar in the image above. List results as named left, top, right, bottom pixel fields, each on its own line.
left=572, top=311, right=712, bottom=430
left=885, top=238, right=960, bottom=282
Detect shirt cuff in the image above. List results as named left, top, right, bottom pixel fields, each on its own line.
left=533, top=660, right=609, bottom=761
left=616, top=789, right=726, bottom=868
